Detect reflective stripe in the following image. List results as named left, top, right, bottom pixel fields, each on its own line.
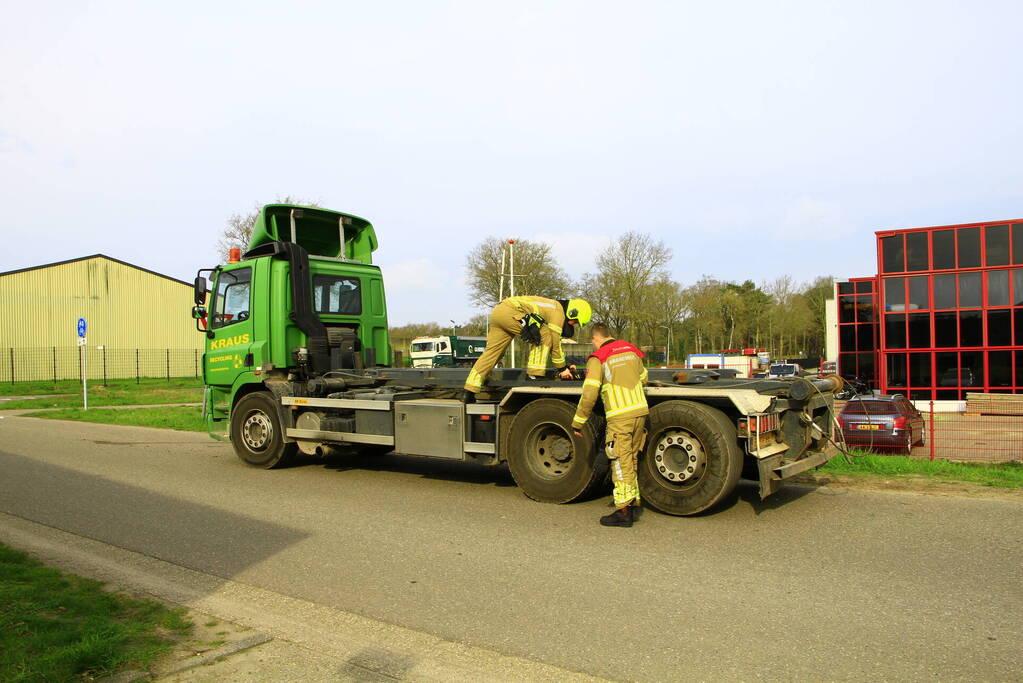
left=546, top=323, right=562, bottom=332
left=527, top=342, right=549, bottom=371
left=613, top=480, right=639, bottom=507
left=606, top=403, right=646, bottom=417
left=465, top=369, right=484, bottom=390
left=583, top=379, right=602, bottom=388
left=572, top=415, right=588, bottom=425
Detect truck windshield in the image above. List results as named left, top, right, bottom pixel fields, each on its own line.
left=411, top=342, right=435, bottom=352
left=313, top=276, right=361, bottom=315
left=211, top=267, right=251, bottom=328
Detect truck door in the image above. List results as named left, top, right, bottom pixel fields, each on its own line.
left=204, top=265, right=255, bottom=386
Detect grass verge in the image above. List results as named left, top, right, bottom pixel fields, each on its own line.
left=0, top=378, right=202, bottom=410
left=22, top=406, right=206, bottom=432
left=0, top=543, right=192, bottom=681
left=818, top=452, right=1023, bottom=489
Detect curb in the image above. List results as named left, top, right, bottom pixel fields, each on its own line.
left=102, top=633, right=273, bottom=682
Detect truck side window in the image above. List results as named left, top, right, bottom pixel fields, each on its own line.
left=211, top=267, right=251, bottom=329
left=312, top=276, right=361, bottom=315
left=440, top=342, right=448, bottom=351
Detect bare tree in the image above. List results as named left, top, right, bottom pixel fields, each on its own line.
left=464, top=238, right=573, bottom=309
left=458, top=313, right=490, bottom=336
left=582, top=231, right=673, bottom=342
left=217, top=196, right=321, bottom=261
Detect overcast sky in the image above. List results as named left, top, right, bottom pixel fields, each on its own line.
left=2, top=1, right=1021, bottom=325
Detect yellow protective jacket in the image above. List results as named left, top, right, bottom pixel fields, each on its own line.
left=572, top=338, right=649, bottom=430
left=504, top=296, right=567, bottom=368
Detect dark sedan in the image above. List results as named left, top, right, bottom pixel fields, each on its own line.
left=837, top=395, right=925, bottom=453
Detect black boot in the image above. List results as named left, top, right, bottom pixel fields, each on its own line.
left=599, top=507, right=634, bottom=527
left=461, top=390, right=476, bottom=404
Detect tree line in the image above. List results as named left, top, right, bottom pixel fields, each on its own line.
left=401, top=233, right=833, bottom=364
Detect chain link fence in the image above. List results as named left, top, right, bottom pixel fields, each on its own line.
left=916, top=409, right=1023, bottom=462
left=0, top=347, right=203, bottom=385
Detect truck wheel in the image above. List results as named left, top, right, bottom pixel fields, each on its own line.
left=639, top=400, right=743, bottom=516
left=230, top=391, right=296, bottom=468
left=508, top=398, right=608, bottom=503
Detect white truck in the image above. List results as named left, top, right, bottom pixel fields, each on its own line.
left=409, top=335, right=487, bottom=368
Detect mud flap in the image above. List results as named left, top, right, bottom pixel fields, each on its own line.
left=758, top=444, right=837, bottom=499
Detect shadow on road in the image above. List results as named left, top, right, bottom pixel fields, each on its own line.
left=731, top=479, right=821, bottom=515
left=0, top=449, right=310, bottom=579
left=316, top=452, right=518, bottom=488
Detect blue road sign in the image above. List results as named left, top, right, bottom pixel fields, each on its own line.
left=77, top=318, right=87, bottom=338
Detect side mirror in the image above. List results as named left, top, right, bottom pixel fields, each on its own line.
left=192, top=305, right=207, bottom=331
left=194, top=276, right=207, bottom=305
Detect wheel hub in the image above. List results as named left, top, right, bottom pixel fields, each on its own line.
left=653, top=429, right=706, bottom=484
left=242, top=411, right=273, bottom=451
left=526, top=423, right=575, bottom=479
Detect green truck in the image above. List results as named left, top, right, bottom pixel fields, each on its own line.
left=192, top=203, right=840, bottom=515
left=409, top=335, right=487, bottom=368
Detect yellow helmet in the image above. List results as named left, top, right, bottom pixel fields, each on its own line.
left=566, top=298, right=592, bottom=326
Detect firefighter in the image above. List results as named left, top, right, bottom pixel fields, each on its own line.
left=462, top=296, right=592, bottom=403
left=571, top=322, right=648, bottom=527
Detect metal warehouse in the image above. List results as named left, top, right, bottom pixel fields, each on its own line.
left=0, top=254, right=204, bottom=382
left=829, top=218, right=1023, bottom=401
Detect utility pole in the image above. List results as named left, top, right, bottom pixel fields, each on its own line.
left=508, top=239, right=516, bottom=369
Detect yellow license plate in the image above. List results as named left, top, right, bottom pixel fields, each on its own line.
left=856, top=424, right=881, bottom=430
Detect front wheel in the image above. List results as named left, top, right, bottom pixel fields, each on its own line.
left=507, top=399, right=608, bottom=503
left=230, top=391, right=296, bottom=468
left=639, top=401, right=743, bottom=516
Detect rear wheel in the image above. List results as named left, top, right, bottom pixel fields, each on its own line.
left=639, top=401, right=743, bottom=516
left=230, top=391, right=296, bottom=468
left=508, top=399, right=608, bottom=503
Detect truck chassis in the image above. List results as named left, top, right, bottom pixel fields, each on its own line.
left=218, top=367, right=838, bottom=516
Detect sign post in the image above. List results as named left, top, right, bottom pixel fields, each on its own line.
left=77, top=318, right=88, bottom=410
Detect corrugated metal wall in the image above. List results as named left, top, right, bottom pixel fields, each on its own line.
left=0, top=255, right=204, bottom=351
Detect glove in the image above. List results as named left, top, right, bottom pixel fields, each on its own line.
left=519, top=313, right=544, bottom=346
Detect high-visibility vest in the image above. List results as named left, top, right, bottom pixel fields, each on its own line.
left=572, top=338, right=649, bottom=428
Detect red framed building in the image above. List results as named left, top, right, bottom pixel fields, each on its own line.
left=835, top=218, right=1023, bottom=400
left=836, top=277, right=880, bottom=390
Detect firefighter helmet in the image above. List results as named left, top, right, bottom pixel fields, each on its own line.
left=566, top=298, right=592, bottom=326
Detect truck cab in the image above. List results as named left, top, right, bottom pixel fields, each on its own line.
left=194, top=205, right=390, bottom=435
left=409, top=336, right=452, bottom=368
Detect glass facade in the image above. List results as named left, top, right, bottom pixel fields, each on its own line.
left=869, top=220, right=1023, bottom=400
left=836, top=277, right=879, bottom=388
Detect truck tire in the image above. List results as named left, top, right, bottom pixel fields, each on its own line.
left=508, top=398, right=608, bottom=504
left=230, top=391, right=296, bottom=468
left=639, top=400, right=743, bottom=516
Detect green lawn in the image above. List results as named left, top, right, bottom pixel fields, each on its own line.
left=0, top=543, right=192, bottom=681
left=23, top=406, right=207, bottom=432
left=0, top=378, right=202, bottom=410
left=819, top=452, right=1023, bottom=489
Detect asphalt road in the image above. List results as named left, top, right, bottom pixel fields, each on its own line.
left=1, top=415, right=1020, bottom=681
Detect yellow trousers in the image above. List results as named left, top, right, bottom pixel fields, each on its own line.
left=606, top=415, right=646, bottom=509
left=464, top=302, right=523, bottom=392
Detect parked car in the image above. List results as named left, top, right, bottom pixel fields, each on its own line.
left=837, top=394, right=925, bottom=453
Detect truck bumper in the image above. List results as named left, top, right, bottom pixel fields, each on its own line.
left=757, top=442, right=838, bottom=499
